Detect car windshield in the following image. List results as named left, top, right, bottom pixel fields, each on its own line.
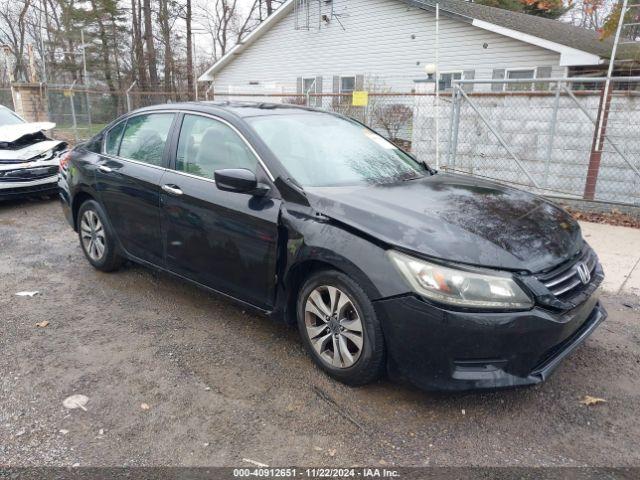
left=247, top=112, right=427, bottom=187
left=0, top=108, right=25, bottom=126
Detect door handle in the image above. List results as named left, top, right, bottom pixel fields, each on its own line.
left=98, top=165, right=113, bottom=173
left=162, top=184, right=183, bottom=196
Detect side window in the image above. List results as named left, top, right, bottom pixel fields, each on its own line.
left=175, top=115, right=257, bottom=180
left=105, top=121, right=126, bottom=155
left=119, top=113, right=175, bottom=166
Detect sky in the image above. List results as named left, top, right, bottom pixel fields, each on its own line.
left=192, top=0, right=259, bottom=64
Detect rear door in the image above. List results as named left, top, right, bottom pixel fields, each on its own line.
left=95, top=112, right=176, bottom=265
left=160, top=113, right=281, bottom=309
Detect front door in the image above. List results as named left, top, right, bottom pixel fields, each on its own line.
left=160, top=113, right=280, bottom=309
left=95, top=112, right=175, bottom=265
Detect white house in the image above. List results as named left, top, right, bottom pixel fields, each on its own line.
left=198, top=0, right=615, bottom=95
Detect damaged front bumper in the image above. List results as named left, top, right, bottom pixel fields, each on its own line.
left=0, top=160, right=63, bottom=199
left=375, top=284, right=606, bottom=391
left=0, top=132, right=67, bottom=200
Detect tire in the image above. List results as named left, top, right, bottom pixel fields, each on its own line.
left=296, top=270, right=385, bottom=386
left=77, top=200, right=123, bottom=272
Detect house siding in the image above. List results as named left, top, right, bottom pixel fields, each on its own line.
left=212, top=0, right=564, bottom=94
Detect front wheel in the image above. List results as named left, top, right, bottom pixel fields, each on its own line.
left=77, top=200, right=123, bottom=272
left=296, top=270, right=385, bottom=386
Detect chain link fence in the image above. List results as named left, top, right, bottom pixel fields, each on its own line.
left=3, top=78, right=639, bottom=207
left=441, top=77, right=640, bottom=206
left=43, top=85, right=195, bottom=142
left=210, top=82, right=640, bottom=207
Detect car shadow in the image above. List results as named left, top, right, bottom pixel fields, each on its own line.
left=0, top=194, right=59, bottom=211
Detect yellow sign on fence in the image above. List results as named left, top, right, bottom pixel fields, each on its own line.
left=352, top=91, right=369, bottom=107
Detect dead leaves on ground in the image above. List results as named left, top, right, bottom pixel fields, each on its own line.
left=565, top=207, right=640, bottom=229
left=580, top=395, right=607, bottom=406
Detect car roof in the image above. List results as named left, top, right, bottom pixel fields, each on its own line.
left=134, top=101, right=319, bottom=119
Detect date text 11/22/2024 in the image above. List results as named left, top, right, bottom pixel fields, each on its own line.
left=232, top=468, right=401, bottom=477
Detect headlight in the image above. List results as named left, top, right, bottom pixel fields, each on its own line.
left=387, top=250, right=533, bottom=310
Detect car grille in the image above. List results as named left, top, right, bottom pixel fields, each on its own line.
left=535, top=247, right=598, bottom=299
left=0, top=166, right=59, bottom=182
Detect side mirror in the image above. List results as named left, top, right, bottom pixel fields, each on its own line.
left=214, top=168, right=269, bottom=196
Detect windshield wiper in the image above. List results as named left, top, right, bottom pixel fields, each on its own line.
left=402, top=176, right=423, bottom=182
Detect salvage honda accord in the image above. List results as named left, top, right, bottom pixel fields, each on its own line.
left=0, top=105, right=67, bottom=200
left=59, top=102, right=605, bottom=391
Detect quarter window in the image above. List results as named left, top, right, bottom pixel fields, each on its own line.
left=176, top=114, right=258, bottom=179
left=85, top=134, right=104, bottom=154
left=118, top=113, right=174, bottom=166
left=104, top=121, right=126, bottom=156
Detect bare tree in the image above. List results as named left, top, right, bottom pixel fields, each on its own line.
left=565, top=0, right=605, bottom=30
left=158, top=0, right=174, bottom=95
left=186, top=0, right=193, bottom=98
left=0, top=0, right=33, bottom=81
left=142, top=0, right=158, bottom=87
left=199, top=0, right=282, bottom=63
left=131, top=0, right=147, bottom=89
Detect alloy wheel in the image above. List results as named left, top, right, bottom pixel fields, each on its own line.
left=80, top=210, right=106, bottom=262
left=304, top=285, right=364, bottom=369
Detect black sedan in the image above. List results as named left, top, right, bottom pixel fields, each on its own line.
left=58, top=102, right=605, bottom=391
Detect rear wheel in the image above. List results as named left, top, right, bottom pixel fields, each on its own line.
left=77, top=200, right=123, bottom=272
left=297, top=270, right=385, bottom=386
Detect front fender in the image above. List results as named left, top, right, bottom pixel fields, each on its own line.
left=277, top=206, right=411, bottom=309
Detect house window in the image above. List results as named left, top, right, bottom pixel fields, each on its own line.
left=506, top=69, right=535, bottom=91
left=303, top=77, right=322, bottom=107
left=340, top=76, right=356, bottom=94
left=439, top=72, right=462, bottom=92
left=303, top=77, right=317, bottom=94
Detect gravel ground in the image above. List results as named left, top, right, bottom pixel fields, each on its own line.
left=1, top=198, right=640, bottom=468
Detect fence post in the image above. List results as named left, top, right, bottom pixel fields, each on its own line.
left=543, top=80, right=561, bottom=187
left=68, top=80, right=78, bottom=142
left=126, top=80, right=137, bottom=112
left=448, top=84, right=461, bottom=169
left=8, top=85, right=17, bottom=111
left=85, top=87, right=93, bottom=135
left=205, top=82, right=214, bottom=101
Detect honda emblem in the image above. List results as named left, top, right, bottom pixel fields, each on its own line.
left=576, top=262, right=591, bottom=285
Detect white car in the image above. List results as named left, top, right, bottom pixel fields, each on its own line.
left=0, top=106, right=68, bottom=200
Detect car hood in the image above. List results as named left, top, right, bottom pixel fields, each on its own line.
left=0, top=122, right=65, bottom=164
left=304, top=173, right=582, bottom=273
left=0, top=139, right=66, bottom=163
left=0, top=122, right=56, bottom=143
